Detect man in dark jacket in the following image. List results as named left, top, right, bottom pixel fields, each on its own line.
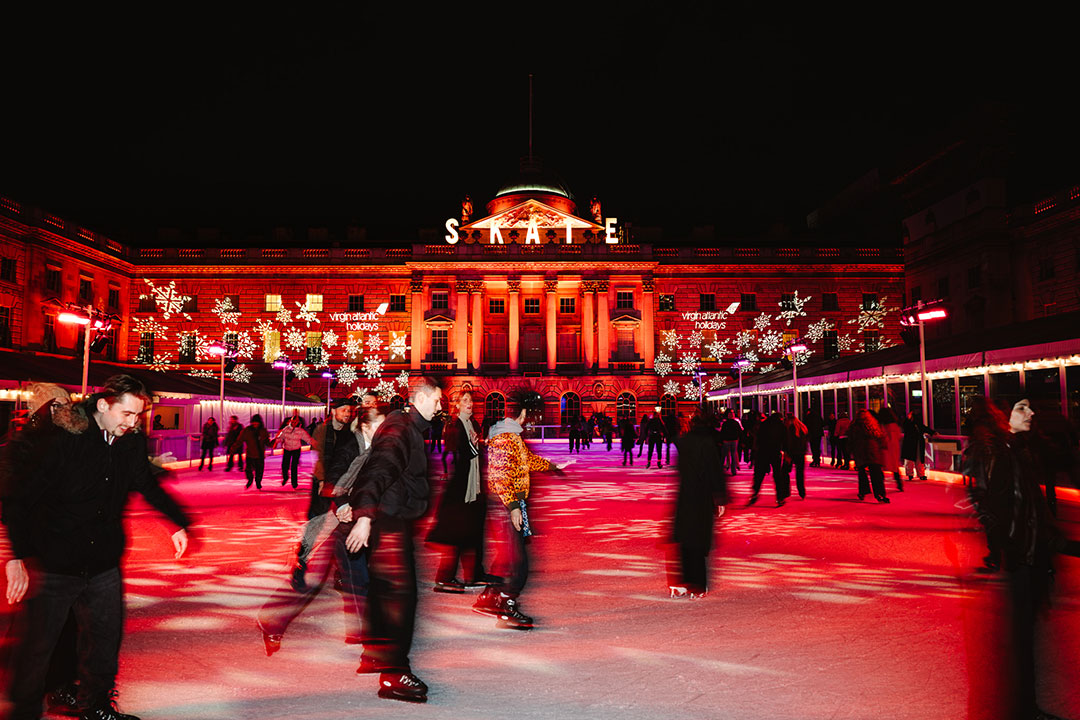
left=3, top=375, right=190, bottom=720
left=748, top=412, right=790, bottom=507
left=663, top=411, right=681, bottom=465
left=343, top=377, right=442, bottom=703
left=643, top=411, right=667, bottom=469
left=231, top=414, right=271, bottom=489
left=718, top=410, right=742, bottom=474
left=223, top=415, right=244, bottom=471
left=805, top=406, right=824, bottom=467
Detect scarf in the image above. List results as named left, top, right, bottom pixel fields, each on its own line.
left=460, top=414, right=481, bottom=503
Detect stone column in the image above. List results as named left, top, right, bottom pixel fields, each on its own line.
left=581, top=281, right=596, bottom=370
left=596, top=280, right=610, bottom=370
left=545, top=278, right=558, bottom=372
left=470, top=282, right=484, bottom=372
left=410, top=273, right=424, bottom=371
left=455, top=280, right=469, bottom=370
left=641, top=276, right=655, bottom=369
left=508, top=278, right=521, bottom=372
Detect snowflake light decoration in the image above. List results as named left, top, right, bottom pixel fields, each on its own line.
left=709, top=375, right=727, bottom=390
left=366, top=332, right=383, bottom=353
left=740, top=351, right=759, bottom=372
left=757, top=330, right=783, bottom=356
left=284, top=328, right=306, bottom=353
left=838, top=334, right=855, bottom=352
left=374, top=380, right=397, bottom=401
left=188, top=368, right=214, bottom=378
left=388, top=331, right=410, bottom=362
left=133, top=317, right=169, bottom=340
left=229, top=364, right=252, bottom=384
left=654, top=352, right=673, bottom=377
left=148, top=354, right=175, bottom=373
left=805, top=318, right=833, bottom=343
left=683, top=382, right=701, bottom=401
left=352, top=387, right=369, bottom=399
left=142, top=279, right=191, bottom=320
left=254, top=319, right=275, bottom=336
left=322, top=329, right=338, bottom=348
left=292, top=363, right=309, bottom=380
left=663, top=380, right=681, bottom=397
left=759, top=363, right=776, bottom=373
left=775, top=290, right=811, bottom=326
left=396, top=370, right=410, bottom=388
left=687, top=330, right=704, bottom=348
left=344, top=337, right=363, bottom=359
left=795, top=349, right=813, bottom=366
left=661, top=329, right=680, bottom=350
left=848, top=297, right=893, bottom=333
left=363, top=355, right=384, bottom=378
left=294, top=301, right=320, bottom=327
left=232, top=331, right=256, bottom=360
left=754, top=313, right=772, bottom=331
left=706, top=338, right=729, bottom=360
left=679, top=351, right=700, bottom=375
left=212, top=297, right=241, bottom=325
left=313, top=349, right=331, bottom=370
left=337, top=365, right=359, bottom=386
left=275, top=307, right=292, bottom=325
left=736, top=330, right=755, bottom=350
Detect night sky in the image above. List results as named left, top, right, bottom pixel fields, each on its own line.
left=3, top=5, right=1077, bottom=244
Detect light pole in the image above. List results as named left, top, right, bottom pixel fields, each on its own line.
left=58, top=305, right=116, bottom=397
left=322, top=370, right=334, bottom=414
left=732, top=357, right=751, bottom=416
left=784, top=339, right=808, bottom=418
left=901, top=299, right=948, bottom=427
left=207, top=342, right=228, bottom=421
left=273, top=356, right=292, bottom=428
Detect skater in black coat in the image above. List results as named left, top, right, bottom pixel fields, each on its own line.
left=618, top=417, right=637, bottom=465
left=670, top=410, right=729, bottom=597
left=748, top=412, right=790, bottom=506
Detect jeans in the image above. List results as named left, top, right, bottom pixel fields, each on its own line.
left=721, top=440, right=739, bottom=473
left=226, top=450, right=244, bottom=471
left=281, top=449, right=301, bottom=488
left=8, top=568, right=123, bottom=719
left=646, top=436, right=664, bottom=467
left=199, top=446, right=215, bottom=470
left=751, top=453, right=791, bottom=502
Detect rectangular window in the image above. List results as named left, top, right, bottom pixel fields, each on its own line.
left=137, top=332, right=154, bottom=363
left=658, top=294, right=676, bottom=312
left=137, top=295, right=156, bottom=313
left=107, top=286, right=120, bottom=310
left=740, top=293, right=757, bottom=312
left=0, top=258, right=14, bottom=283
left=344, top=330, right=363, bottom=358
left=430, top=329, right=449, bottom=362
left=1038, top=257, right=1055, bottom=282
left=0, top=307, right=10, bottom=347
left=699, top=294, right=716, bottom=312
left=488, top=298, right=505, bottom=314
left=780, top=292, right=795, bottom=311
left=864, top=330, right=880, bottom=353
left=348, top=295, right=364, bottom=312
left=967, top=266, right=982, bottom=289
left=263, top=331, right=281, bottom=362
left=182, top=295, right=198, bottom=313
left=523, top=297, right=540, bottom=314
left=559, top=297, right=576, bottom=314
left=223, top=331, right=239, bottom=355
left=909, top=285, right=921, bottom=305
left=222, top=294, right=240, bottom=314
left=822, top=292, right=839, bottom=311
left=78, top=276, right=93, bottom=303
left=824, top=329, right=839, bottom=360
left=557, top=333, right=579, bottom=362
left=179, top=333, right=197, bottom=363
left=484, top=332, right=508, bottom=363
left=305, top=332, right=323, bottom=364
left=389, top=295, right=406, bottom=312
left=45, top=266, right=61, bottom=293
left=43, top=314, right=57, bottom=352
left=432, top=291, right=449, bottom=310
left=615, top=327, right=635, bottom=360
left=937, top=276, right=950, bottom=298
left=305, top=293, right=323, bottom=311
left=862, top=293, right=879, bottom=311
left=616, top=290, right=634, bottom=310
left=265, top=294, right=282, bottom=312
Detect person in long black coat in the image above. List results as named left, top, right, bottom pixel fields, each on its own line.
left=671, top=410, right=730, bottom=598
left=427, top=391, right=493, bottom=592
left=748, top=412, right=790, bottom=506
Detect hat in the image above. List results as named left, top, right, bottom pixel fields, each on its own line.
left=330, top=397, right=356, bottom=409
left=26, top=383, right=70, bottom=415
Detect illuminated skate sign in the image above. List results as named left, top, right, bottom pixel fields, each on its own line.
left=444, top=199, right=617, bottom=245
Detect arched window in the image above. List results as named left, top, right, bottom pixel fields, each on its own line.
left=390, top=395, right=405, bottom=411
left=560, top=392, right=581, bottom=426
left=616, top=392, right=636, bottom=423
left=660, top=393, right=678, bottom=417
left=485, top=392, right=505, bottom=422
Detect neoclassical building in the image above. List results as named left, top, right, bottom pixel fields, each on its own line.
left=0, top=162, right=905, bottom=429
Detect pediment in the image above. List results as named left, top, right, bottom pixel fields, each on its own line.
left=463, top=199, right=600, bottom=233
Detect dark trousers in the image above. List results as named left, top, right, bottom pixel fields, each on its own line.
left=435, top=541, right=486, bottom=585
left=792, top=454, right=806, bottom=498
left=646, top=436, right=663, bottom=467
left=280, top=449, right=301, bottom=487
left=259, top=525, right=368, bottom=639
left=1004, top=564, right=1049, bottom=719
left=569, top=435, right=580, bottom=452
left=622, top=449, right=634, bottom=465
left=361, top=514, right=417, bottom=673
left=199, top=446, right=215, bottom=469
left=721, top=440, right=739, bottom=473
left=856, top=463, right=887, bottom=498
left=503, top=515, right=529, bottom=597
left=809, top=436, right=822, bottom=465
left=679, top=544, right=708, bottom=594
left=751, top=453, right=790, bottom=502
left=9, top=568, right=123, bottom=719
left=833, top=438, right=849, bottom=468
left=245, top=455, right=265, bottom=489
left=226, top=449, right=244, bottom=471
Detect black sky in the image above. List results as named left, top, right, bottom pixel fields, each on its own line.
left=3, top=4, right=1077, bottom=244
